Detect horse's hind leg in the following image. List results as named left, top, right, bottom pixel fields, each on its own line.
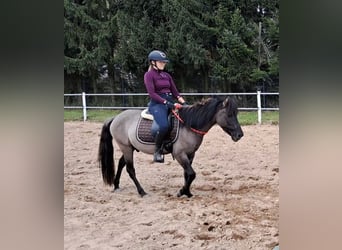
left=125, top=160, right=147, bottom=197
left=116, top=145, right=146, bottom=197
left=113, top=155, right=126, bottom=191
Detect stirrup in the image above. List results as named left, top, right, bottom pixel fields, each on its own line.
left=153, top=152, right=164, bottom=163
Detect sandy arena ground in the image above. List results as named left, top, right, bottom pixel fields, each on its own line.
left=64, top=121, right=279, bottom=250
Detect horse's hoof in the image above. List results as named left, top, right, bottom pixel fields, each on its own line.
left=112, top=187, right=120, bottom=193
left=177, top=188, right=193, bottom=198
left=177, top=188, right=184, bottom=197
left=139, top=191, right=147, bottom=197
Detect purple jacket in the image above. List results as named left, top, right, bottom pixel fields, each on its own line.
left=144, top=68, right=180, bottom=104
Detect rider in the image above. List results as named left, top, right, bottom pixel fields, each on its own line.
left=144, top=50, right=186, bottom=163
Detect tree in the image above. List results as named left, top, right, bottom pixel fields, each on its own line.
left=212, top=7, right=255, bottom=92
left=161, top=0, right=218, bottom=91
left=64, top=0, right=114, bottom=93
left=64, top=0, right=279, bottom=97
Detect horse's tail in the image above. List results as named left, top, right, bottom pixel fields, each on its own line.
left=98, top=117, right=115, bottom=186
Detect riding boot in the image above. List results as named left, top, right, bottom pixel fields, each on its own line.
left=153, top=132, right=165, bottom=163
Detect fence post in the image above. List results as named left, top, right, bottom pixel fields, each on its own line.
left=82, top=92, right=87, bottom=121
left=257, top=90, right=262, bottom=124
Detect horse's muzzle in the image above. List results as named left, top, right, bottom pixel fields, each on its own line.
left=232, top=131, right=244, bottom=142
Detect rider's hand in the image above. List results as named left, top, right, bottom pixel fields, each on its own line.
left=165, top=101, right=175, bottom=109
left=174, top=103, right=183, bottom=109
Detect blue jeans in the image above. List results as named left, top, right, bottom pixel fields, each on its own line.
left=148, top=93, right=173, bottom=138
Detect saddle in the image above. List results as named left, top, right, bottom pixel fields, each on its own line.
left=136, top=109, right=180, bottom=150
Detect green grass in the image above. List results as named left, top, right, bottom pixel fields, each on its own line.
left=64, top=109, right=279, bottom=125
left=64, top=109, right=121, bottom=122
left=238, top=111, right=279, bottom=125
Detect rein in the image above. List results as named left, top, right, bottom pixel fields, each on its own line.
left=172, top=109, right=207, bottom=136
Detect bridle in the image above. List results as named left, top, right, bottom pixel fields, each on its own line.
left=171, top=109, right=208, bottom=136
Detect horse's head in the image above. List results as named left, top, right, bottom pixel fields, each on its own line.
left=216, top=97, right=244, bottom=142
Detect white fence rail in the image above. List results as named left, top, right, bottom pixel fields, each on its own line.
left=64, top=91, right=279, bottom=123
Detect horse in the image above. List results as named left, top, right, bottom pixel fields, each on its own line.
left=98, top=97, right=244, bottom=198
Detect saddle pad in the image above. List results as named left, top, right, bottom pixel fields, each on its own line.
left=136, top=117, right=180, bottom=145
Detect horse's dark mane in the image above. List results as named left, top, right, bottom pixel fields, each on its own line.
left=179, top=97, right=233, bottom=129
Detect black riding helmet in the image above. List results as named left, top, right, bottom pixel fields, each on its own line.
left=148, top=50, right=169, bottom=63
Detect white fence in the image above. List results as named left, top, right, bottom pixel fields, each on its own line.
left=64, top=91, right=279, bottom=124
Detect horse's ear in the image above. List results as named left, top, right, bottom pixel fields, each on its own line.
left=222, top=97, right=229, bottom=107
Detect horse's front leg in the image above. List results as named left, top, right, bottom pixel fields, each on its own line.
left=175, top=152, right=196, bottom=198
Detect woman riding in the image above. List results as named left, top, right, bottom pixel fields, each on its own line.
left=144, top=50, right=186, bottom=163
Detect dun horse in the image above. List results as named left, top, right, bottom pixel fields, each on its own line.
left=98, top=97, right=243, bottom=197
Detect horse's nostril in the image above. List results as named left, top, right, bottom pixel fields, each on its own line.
left=236, top=132, right=243, bottom=139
